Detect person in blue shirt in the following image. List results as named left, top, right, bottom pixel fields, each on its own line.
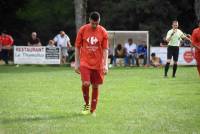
left=136, top=42, right=147, bottom=66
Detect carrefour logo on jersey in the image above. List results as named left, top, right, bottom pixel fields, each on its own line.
left=87, top=36, right=98, bottom=45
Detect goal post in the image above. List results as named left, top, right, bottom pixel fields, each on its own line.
left=107, top=31, right=150, bottom=65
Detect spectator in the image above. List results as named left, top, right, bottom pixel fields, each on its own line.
left=27, top=32, right=42, bottom=46
left=136, top=42, right=147, bottom=66
left=46, top=40, right=55, bottom=47
left=113, top=43, right=126, bottom=66
left=124, top=38, right=137, bottom=66
left=108, top=47, right=114, bottom=68
left=150, top=53, right=162, bottom=67
left=0, top=30, right=14, bottom=64
left=53, top=30, right=71, bottom=64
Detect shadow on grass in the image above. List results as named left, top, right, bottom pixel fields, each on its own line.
left=0, top=112, right=83, bottom=124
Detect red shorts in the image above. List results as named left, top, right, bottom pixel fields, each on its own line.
left=80, top=66, right=104, bottom=85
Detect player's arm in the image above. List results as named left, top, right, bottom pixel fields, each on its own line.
left=181, top=33, right=191, bottom=42
left=38, top=42, right=42, bottom=46
left=191, top=31, right=200, bottom=50
left=74, top=28, right=83, bottom=74
left=5, top=36, right=14, bottom=49
left=75, top=47, right=80, bottom=74
left=67, top=41, right=72, bottom=48
left=36, top=38, right=42, bottom=46
left=132, top=49, right=137, bottom=53
left=103, top=48, right=109, bottom=75
left=9, top=36, right=14, bottom=45
left=66, top=36, right=72, bottom=48
left=0, top=39, right=2, bottom=52
left=102, top=29, right=109, bottom=74
left=53, top=36, right=58, bottom=46
left=150, top=59, right=154, bottom=66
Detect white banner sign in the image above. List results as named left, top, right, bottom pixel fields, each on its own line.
left=151, top=47, right=196, bottom=65
left=14, top=46, right=60, bottom=64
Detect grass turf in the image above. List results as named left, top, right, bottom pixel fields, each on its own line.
left=0, top=65, right=199, bottom=134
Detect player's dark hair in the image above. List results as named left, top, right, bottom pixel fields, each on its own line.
left=117, top=44, right=122, bottom=50
left=172, top=20, right=178, bottom=24
left=89, top=11, right=100, bottom=21
left=1, top=30, right=7, bottom=34
left=151, top=53, right=156, bottom=57
left=128, top=38, right=133, bottom=42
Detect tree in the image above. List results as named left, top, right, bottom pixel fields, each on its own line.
left=74, top=0, right=87, bottom=32
left=0, top=0, right=196, bottom=46
left=194, top=0, right=200, bottom=20
left=0, top=0, right=27, bottom=44
left=87, top=0, right=196, bottom=46
left=16, top=0, right=76, bottom=45
left=88, top=0, right=179, bottom=45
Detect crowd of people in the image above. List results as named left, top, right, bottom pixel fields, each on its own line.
left=0, top=30, right=74, bottom=65
left=1, top=20, right=200, bottom=74
left=0, top=29, right=188, bottom=69
left=27, top=30, right=73, bottom=64
left=109, top=38, right=149, bottom=67
left=0, top=29, right=157, bottom=67
left=0, top=29, right=163, bottom=68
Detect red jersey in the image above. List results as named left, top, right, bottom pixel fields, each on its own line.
left=0, top=35, right=14, bottom=46
left=75, top=24, right=108, bottom=70
left=191, top=27, right=200, bottom=60
left=191, top=27, right=200, bottom=52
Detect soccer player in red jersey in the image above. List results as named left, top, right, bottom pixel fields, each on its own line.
left=0, top=30, right=14, bottom=64
left=191, top=20, right=200, bottom=76
left=74, top=12, right=109, bottom=116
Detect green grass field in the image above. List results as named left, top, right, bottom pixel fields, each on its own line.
left=0, top=65, right=199, bottom=134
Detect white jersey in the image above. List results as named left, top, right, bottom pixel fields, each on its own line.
left=124, top=43, right=137, bottom=55
left=166, top=29, right=186, bottom=47
left=53, top=34, right=70, bottom=48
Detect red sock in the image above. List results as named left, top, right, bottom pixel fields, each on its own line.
left=91, top=87, right=99, bottom=113
left=82, top=85, right=89, bottom=105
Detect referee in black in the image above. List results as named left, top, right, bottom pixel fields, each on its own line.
left=164, top=20, right=190, bottom=77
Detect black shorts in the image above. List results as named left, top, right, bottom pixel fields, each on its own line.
left=167, top=46, right=179, bottom=62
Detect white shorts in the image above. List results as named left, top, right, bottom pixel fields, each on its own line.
left=61, top=47, right=68, bottom=57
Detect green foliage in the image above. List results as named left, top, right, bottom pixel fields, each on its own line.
left=88, top=0, right=196, bottom=46
left=16, top=0, right=76, bottom=45
left=0, top=0, right=197, bottom=46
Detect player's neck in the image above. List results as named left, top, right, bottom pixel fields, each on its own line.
left=92, top=25, right=99, bottom=29
left=172, top=28, right=178, bottom=30
left=92, top=27, right=97, bottom=30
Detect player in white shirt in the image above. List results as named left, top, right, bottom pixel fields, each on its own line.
left=164, top=20, right=190, bottom=77
left=54, top=31, right=72, bottom=64
left=124, top=38, right=137, bottom=66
